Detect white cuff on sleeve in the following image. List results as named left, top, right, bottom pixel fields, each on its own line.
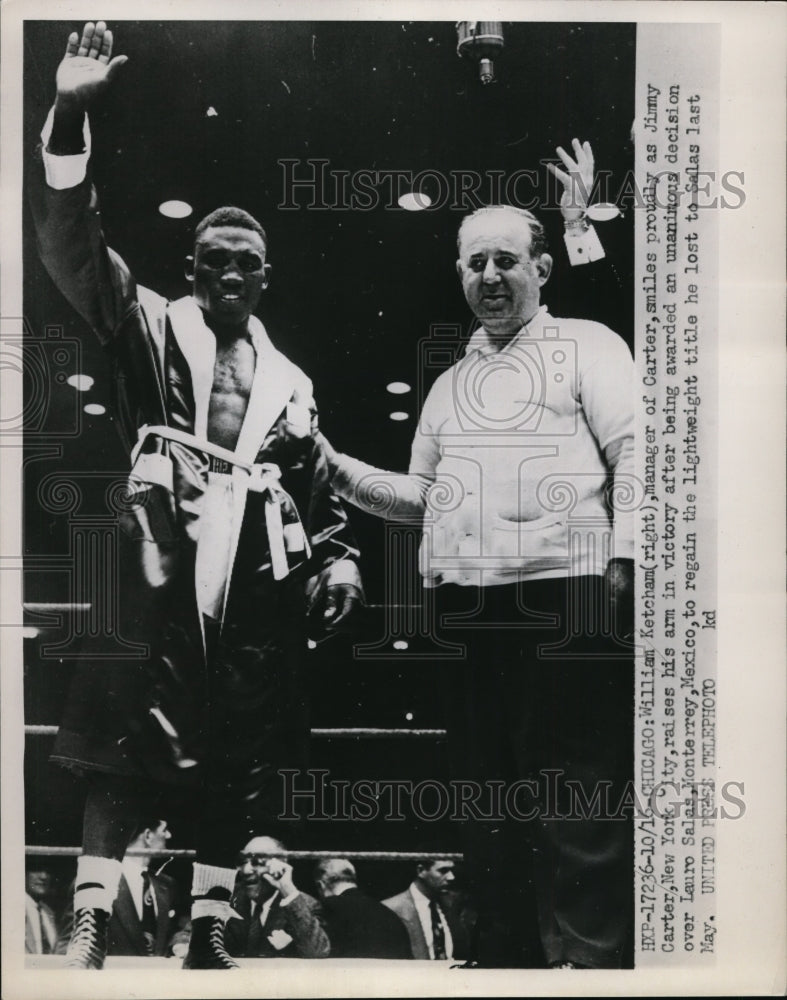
left=564, top=223, right=604, bottom=265
left=41, top=105, right=91, bottom=190
left=305, top=559, right=363, bottom=605
left=323, top=559, right=362, bottom=589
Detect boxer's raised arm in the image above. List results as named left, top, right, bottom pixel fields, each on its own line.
left=30, top=22, right=145, bottom=347
left=49, top=21, right=127, bottom=154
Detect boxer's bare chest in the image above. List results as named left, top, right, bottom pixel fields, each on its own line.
left=207, top=338, right=256, bottom=451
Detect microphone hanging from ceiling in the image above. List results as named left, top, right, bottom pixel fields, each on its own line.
left=456, top=21, right=505, bottom=85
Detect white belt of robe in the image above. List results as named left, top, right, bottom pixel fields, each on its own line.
left=130, top=425, right=311, bottom=624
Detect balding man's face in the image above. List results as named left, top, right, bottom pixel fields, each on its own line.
left=237, top=836, right=286, bottom=898
left=456, top=213, right=551, bottom=335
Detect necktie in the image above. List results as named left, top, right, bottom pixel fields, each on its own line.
left=38, top=903, right=52, bottom=954
left=429, top=899, right=447, bottom=960
left=141, top=871, right=157, bottom=955
left=248, top=900, right=263, bottom=956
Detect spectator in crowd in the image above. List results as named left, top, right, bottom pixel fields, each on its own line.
left=57, top=816, right=184, bottom=957
left=313, top=858, right=412, bottom=959
left=224, top=836, right=330, bottom=958
left=382, top=859, right=472, bottom=961
left=25, top=863, right=59, bottom=955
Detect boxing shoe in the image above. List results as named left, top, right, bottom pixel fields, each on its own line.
left=182, top=915, right=239, bottom=969
left=64, top=907, right=109, bottom=969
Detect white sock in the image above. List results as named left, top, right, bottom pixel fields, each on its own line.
left=73, top=855, right=122, bottom=914
left=191, top=897, right=235, bottom=922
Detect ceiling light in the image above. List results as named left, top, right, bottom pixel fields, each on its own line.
left=84, top=403, right=106, bottom=416
left=397, top=191, right=432, bottom=212
left=393, top=640, right=409, bottom=650
left=456, top=21, right=505, bottom=85
left=386, top=381, right=411, bottom=395
left=159, top=200, right=193, bottom=219
left=66, top=374, right=94, bottom=391
left=389, top=411, right=409, bottom=421
left=405, top=712, right=414, bottom=721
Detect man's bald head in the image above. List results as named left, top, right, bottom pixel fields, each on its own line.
left=313, top=857, right=358, bottom=898
left=242, top=835, right=287, bottom=858
left=456, top=205, right=548, bottom=259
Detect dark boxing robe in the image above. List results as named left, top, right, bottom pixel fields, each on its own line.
left=30, top=147, right=361, bottom=805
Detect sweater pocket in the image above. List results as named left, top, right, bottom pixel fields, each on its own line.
left=486, top=512, right=571, bottom=573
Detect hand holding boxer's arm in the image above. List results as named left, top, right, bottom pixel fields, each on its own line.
left=281, top=393, right=431, bottom=524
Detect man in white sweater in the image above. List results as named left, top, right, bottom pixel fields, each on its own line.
left=304, top=195, right=635, bottom=968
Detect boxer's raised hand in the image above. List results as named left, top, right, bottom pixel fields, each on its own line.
left=56, top=21, right=127, bottom=108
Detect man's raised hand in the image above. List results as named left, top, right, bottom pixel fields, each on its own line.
left=56, top=21, right=127, bottom=107
left=547, top=138, right=595, bottom=223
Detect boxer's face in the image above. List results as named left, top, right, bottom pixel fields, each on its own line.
left=187, top=226, right=270, bottom=326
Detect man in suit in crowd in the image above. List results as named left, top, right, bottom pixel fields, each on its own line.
left=382, top=859, right=472, bottom=961
left=224, top=836, right=329, bottom=958
left=25, top=863, right=59, bottom=954
left=57, top=816, right=183, bottom=957
left=313, top=858, right=412, bottom=959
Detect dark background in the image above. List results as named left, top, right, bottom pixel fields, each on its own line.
left=23, top=19, right=634, bottom=901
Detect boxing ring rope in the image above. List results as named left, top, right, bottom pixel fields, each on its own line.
left=23, top=604, right=456, bottom=865
left=25, top=846, right=462, bottom=861
left=24, top=726, right=455, bottom=862
left=25, top=724, right=446, bottom=739
left=23, top=603, right=93, bottom=613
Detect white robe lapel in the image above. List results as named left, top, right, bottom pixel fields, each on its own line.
left=166, top=298, right=302, bottom=629
left=166, top=297, right=299, bottom=455
left=234, top=315, right=300, bottom=463
left=166, top=297, right=216, bottom=438
left=222, top=317, right=300, bottom=622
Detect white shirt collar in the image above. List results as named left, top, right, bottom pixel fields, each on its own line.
left=26, top=893, right=56, bottom=951
left=408, top=883, right=452, bottom=959
left=122, top=855, right=148, bottom=878
left=409, top=881, right=431, bottom=906
left=466, top=305, right=549, bottom=357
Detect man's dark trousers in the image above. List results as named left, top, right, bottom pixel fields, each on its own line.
left=436, top=576, right=634, bottom=968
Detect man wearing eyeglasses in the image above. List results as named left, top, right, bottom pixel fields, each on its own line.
left=224, top=837, right=330, bottom=959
